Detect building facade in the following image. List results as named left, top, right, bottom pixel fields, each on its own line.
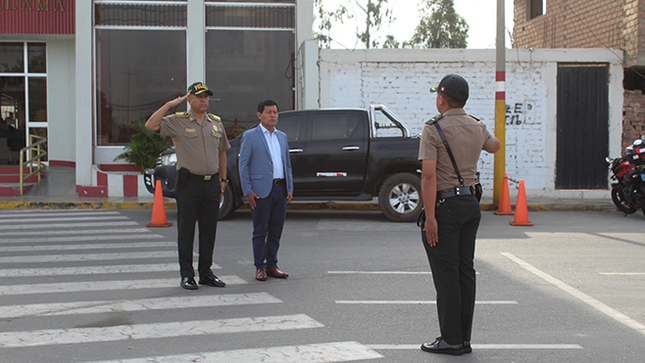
left=1, top=0, right=316, bottom=196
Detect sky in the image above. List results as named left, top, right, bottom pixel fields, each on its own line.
left=318, top=0, right=515, bottom=49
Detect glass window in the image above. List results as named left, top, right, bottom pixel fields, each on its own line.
left=312, top=113, right=360, bottom=141
left=0, top=77, right=25, bottom=130
left=206, top=3, right=295, bottom=29
left=276, top=113, right=302, bottom=143
left=0, top=43, right=24, bottom=73
left=95, top=3, right=187, bottom=27
left=96, top=30, right=186, bottom=146
left=28, top=43, right=46, bottom=73
left=206, top=30, right=294, bottom=138
left=28, top=78, right=47, bottom=122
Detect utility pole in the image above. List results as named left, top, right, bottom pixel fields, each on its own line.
left=493, top=0, right=506, bottom=205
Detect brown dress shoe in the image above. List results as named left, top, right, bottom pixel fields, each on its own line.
left=255, top=268, right=267, bottom=281
left=266, top=267, right=289, bottom=278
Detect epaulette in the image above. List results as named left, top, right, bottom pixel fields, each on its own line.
left=469, top=114, right=481, bottom=121
left=425, top=114, right=443, bottom=125
left=175, top=112, right=190, bottom=118
left=208, top=113, right=221, bottom=122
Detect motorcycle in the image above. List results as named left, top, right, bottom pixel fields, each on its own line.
left=606, top=138, right=645, bottom=216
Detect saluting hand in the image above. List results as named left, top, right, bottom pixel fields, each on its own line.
left=166, top=93, right=189, bottom=108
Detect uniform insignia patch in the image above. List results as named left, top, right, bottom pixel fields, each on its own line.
left=425, top=114, right=444, bottom=125
left=208, top=113, right=221, bottom=122
left=212, top=125, right=218, bottom=132
left=176, top=112, right=190, bottom=118
left=185, top=128, right=196, bottom=133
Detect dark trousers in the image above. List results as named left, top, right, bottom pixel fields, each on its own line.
left=250, top=183, right=287, bottom=269
left=175, top=175, right=220, bottom=278
left=422, top=195, right=481, bottom=345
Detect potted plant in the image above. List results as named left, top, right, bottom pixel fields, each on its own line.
left=114, top=118, right=171, bottom=173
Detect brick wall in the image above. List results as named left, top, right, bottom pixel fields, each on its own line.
left=513, top=0, right=642, bottom=64
left=623, top=90, right=645, bottom=147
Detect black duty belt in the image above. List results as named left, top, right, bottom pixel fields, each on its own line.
left=190, top=172, right=219, bottom=181
left=437, top=186, right=474, bottom=199
left=273, top=179, right=285, bottom=185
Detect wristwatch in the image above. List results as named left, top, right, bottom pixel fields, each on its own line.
left=219, top=178, right=229, bottom=186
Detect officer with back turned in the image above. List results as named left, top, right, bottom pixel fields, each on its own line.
left=418, top=74, right=500, bottom=355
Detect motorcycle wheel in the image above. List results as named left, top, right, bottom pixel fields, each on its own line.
left=611, top=187, right=637, bottom=214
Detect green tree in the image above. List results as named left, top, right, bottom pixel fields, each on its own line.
left=405, top=0, right=468, bottom=49
left=382, top=34, right=400, bottom=49
left=356, top=0, right=394, bottom=49
left=314, top=0, right=352, bottom=48
left=114, top=118, right=171, bottom=173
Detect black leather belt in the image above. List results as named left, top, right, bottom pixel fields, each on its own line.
left=190, top=172, right=218, bottom=181
left=437, top=186, right=473, bottom=199
left=273, top=179, right=285, bottom=185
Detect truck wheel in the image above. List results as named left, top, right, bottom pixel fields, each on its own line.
left=378, top=173, right=423, bottom=222
left=218, top=184, right=236, bottom=220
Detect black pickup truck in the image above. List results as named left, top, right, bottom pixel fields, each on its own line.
left=144, top=105, right=422, bottom=222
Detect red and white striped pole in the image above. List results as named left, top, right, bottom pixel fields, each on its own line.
left=493, top=0, right=506, bottom=206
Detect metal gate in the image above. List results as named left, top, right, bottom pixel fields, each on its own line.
left=556, top=64, right=609, bottom=189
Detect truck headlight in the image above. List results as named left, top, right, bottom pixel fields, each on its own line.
left=161, top=153, right=177, bottom=166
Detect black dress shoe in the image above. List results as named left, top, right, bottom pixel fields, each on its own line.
left=199, top=274, right=226, bottom=287
left=421, top=337, right=464, bottom=355
left=180, top=277, right=198, bottom=290
left=463, top=341, right=472, bottom=353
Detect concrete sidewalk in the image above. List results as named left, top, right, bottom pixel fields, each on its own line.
left=0, top=165, right=618, bottom=212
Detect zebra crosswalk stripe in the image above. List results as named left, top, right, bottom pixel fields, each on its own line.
left=0, top=276, right=247, bottom=295
left=1, top=250, right=176, bottom=263
left=0, top=227, right=151, bottom=236
left=0, top=234, right=165, bottom=244
left=0, top=314, right=324, bottom=348
left=0, top=221, right=139, bottom=230
left=0, top=293, right=282, bottom=319
left=0, top=263, right=221, bottom=277
left=0, top=241, right=174, bottom=252
left=80, top=341, right=384, bottom=363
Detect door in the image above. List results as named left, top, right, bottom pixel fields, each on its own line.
left=301, top=111, right=368, bottom=195
left=276, top=112, right=307, bottom=193
left=556, top=64, right=609, bottom=189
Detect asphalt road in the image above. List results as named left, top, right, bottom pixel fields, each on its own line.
left=1, top=207, right=644, bottom=362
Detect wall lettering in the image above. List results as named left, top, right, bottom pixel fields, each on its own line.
left=2, top=0, right=64, bottom=11
left=506, top=101, right=535, bottom=126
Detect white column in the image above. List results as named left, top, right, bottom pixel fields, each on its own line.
left=75, top=0, right=93, bottom=186
left=296, top=0, right=317, bottom=109
left=187, top=0, right=206, bottom=86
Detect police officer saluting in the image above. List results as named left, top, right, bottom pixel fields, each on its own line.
left=418, top=74, right=500, bottom=355
left=145, top=82, right=230, bottom=290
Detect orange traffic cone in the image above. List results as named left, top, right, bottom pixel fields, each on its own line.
left=494, top=173, right=514, bottom=215
left=510, top=180, right=533, bottom=226
left=147, top=180, right=173, bottom=228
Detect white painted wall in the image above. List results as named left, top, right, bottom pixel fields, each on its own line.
left=47, top=39, right=76, bottom=163
left=318, top=48, right=623, bottom=199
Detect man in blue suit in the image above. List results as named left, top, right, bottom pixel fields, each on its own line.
left=239, top=100, right=294, bottom=281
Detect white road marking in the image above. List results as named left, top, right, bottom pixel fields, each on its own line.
left=0, top=227, right=151, bottom=236
left=0, top=293, right=282, bottom=319
left=0, top=276, right=246, bottom=295
left=0, top=263, right=225, bottom=277
left=0, top=234, right=165, bottom=244
left=368, top=344, right=583, bottom=350
left=0, top=262, right=221, bottom=277
left=501, top=252, right=645, bottom=337
left=336, top=300, right=517, bottom=305
left=0, top=241, right=173, bottom=252
left=599, top=272, right=645, bottom=276
left=81, top=341, right=383, bottom=363
left=0, top=221, right=139, bottom=230
left=328, top=270, right=430, bottom=275
left=0, top=215, right=130, bottom=223
left=0, top=314, right=324, bottom=348
left=0, top=210, right=122, bottom=217
left=0, top=250, right=176, bottom=263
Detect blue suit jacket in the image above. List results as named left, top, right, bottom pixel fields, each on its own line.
left=239, top=125, right=294, bottom=199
